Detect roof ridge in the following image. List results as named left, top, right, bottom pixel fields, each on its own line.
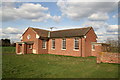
left=30, top=27, right=50, bottom=32
left=29, top=27, right=92, bottom=32
left=51, top=27, right=92, bottom=32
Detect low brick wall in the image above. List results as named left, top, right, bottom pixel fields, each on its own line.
left=97, top=52, right=120, bottom=64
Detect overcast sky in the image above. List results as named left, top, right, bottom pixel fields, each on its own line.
left=1, top=0, right=119, bottom=42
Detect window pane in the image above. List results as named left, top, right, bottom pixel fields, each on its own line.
left=42, top=40, right=46, bottom=49
left=74, top=38, right=79, bottom=49
left=62, top=39, right=66, bottom=49
left=92, top=45, right=95, bottom=51
left=52, top=39, right=55, bottom=49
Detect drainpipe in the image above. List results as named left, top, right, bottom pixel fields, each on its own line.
left=48, top=31, right=50, bottom=38
left=81, top=38, right=82, bottom=57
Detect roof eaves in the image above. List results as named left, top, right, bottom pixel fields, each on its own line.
left=22, top=27, right=32, bottom=36
left=84, top=27, right=97, bottom=38
left=32, top=27, right=50, bottom=32
left=84, top=27, right=92, bottom=35
left=50, top=35, right=84, bottom=39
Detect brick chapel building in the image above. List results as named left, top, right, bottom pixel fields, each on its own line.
left=16, top=27, right=98, bottom=57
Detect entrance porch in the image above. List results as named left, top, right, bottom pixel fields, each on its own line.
left=16, top=41, right=34, bottom=54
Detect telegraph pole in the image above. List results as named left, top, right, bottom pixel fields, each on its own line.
left=50, top=27, right=55, bottom=31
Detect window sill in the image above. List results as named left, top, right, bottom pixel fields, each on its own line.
left=73, top=49, right=79, bottom=51
left=92, top=49, right=95, bottom=51
left=51, top=48, right=55, bottom=50
left=42, top=48, right=47, bottom=49
left=29, top=48, right=32, bottom=49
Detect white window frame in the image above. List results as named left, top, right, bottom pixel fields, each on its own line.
left=42, top=40, right=46, bottom=49
left=36, top=34, right=39, bottom=38
left=74, top=38, right=79, bottom=51
left=52, top=39, right=55, bottom=49
left=92, top=44, right=95, bottom=51
left=62, top=38, right=66, bottom=50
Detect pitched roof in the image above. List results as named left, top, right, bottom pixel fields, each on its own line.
left=30, top=27, right=93, bottom=38
left=50, top=27, right=92, bottom=38
left=31, top=27, right=49, bottom=37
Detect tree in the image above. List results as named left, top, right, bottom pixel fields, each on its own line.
left=1, top=39, right=11, bottom=47
left=11, top=41, right=16, bottom=47
left=106, top=39, right=119, bottom=53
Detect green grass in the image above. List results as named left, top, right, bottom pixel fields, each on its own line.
left=2, top=47, right=119, bottom=78
left=2, top=47, right=16, bottom=54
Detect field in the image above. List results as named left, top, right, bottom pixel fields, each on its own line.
left=2, top=47, right=119, bottom=78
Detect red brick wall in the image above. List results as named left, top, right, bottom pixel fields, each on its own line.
left=48, top=28, right=97, bottom=57
left=85, top=28, right=97, bottom=57
left=37, top=39, right=48, bottom=54
left=92, top=44, right=120, bottom=64
left=81, top=38, right=86, bottom=57
left=97, top=52, right=120, bottom=64
left=22, top=28, right=36, bottom=53
left=21, top=43, right=27, bottom=54
left=91, top=51, right=96, bottom=56
left=22, top=28, right=36, bottom=42
left=21, top=28, right=48, bottom=54
left=92, top=44, right=102, bottom=57
left=26, top=44, right=33, bottom=54
left=16, top=43, right=19, bottom=53
left=48, top=38, right=83, bottom=57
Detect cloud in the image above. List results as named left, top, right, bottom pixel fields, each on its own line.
left=2, top=3, right=61, bottom=22
left=106, top=32, right=118, bottom=35
left=0, top=33, right=10, bottom=39
left=2, top=27, right=22, bottom=34
left=96, top=32, right=107, bottom=42
left=0, top=28, right=8, bottom=39
left=51, top=16, right=61, bottom=22
left=105, top=25, right=119, bottom=41
left=112, top=13, right=120, bottom=18
left=97, top=35, right=104, bottom=38
left=82, top=21, right=108, bottom=30
left=106, top=25, right=118, bottom=32
left=88, top=12, right=109, bottom=21
left=9, top=34, right=22, bottom=40
left=1, top=27, right=24, bottom=42
left=112, top=14, right=117, bottom=18
left=96, top=32, right=105, bottom=36
left=83, top=24, right=118, bottom=42
left=104, top=25, right=119, bottom=41
left=3, top=0, right=16, bottom=2
left=57, top=1, right=117, bottom=21
left=106, top=34, right=118, bottom=40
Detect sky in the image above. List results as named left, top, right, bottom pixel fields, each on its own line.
left=1, top=0, right=119, bottom=42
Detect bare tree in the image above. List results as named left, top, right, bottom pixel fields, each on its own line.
left=106, top=39, right=118, bottom=47
left=106, top=39, right=119, bottom=53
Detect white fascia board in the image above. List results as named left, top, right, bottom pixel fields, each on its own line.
left=36, top=34, right=40, bottom=38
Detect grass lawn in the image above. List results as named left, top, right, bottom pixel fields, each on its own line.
left=2, top=47, right=119, bottom=78
left=2, top=47, right=16, bottom=54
